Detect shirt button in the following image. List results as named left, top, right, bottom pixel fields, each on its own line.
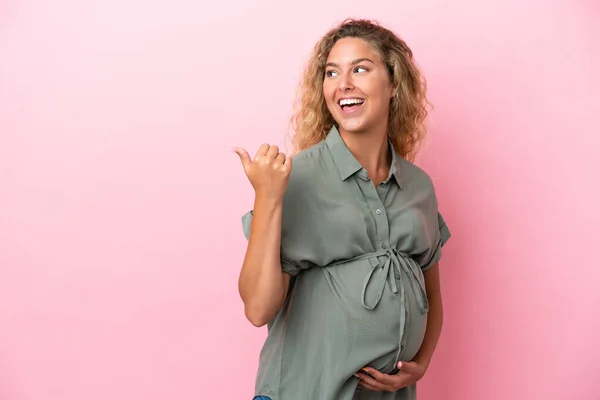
left=381, top=182, right=387, bottom=187
left=375, top=209, right=382, bottom=215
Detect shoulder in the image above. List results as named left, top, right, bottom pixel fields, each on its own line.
left=398, top=158, right=436, bottom=191
left=285, top=140, right=329, bottom=191
left=398, top=159, right=444, bottom=218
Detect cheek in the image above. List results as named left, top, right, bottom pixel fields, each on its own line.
left=322, top=82, right=333, bottom=98
left=322, top=86, right=337, bottom=111
left=368, top=88, right=392, bottom=113
left=363, top=78, right=393, bottom=103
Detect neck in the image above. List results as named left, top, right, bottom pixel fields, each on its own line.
left=339, top=125, right=391, bottom=184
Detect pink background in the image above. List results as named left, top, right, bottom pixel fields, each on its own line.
left=1, top=0, right=599, bottom=399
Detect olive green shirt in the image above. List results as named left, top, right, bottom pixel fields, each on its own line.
left=242, top=126, right=451, bottom=400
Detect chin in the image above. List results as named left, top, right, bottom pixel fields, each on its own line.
left=337, top=119, right=370, bottom=134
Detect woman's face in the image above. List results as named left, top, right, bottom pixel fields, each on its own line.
left=323, top=37, right=395, bottom=135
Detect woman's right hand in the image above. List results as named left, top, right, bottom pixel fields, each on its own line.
left=232, top=144, right=292, bottom=201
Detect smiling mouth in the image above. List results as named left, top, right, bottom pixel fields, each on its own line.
left=339, top=98, right=365, bottom=113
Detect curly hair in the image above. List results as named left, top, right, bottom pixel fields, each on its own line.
left=290, top=18, right=432, bottom=162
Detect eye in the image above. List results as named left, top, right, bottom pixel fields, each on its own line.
left=325, top=70, right=338, bottom=78
left=354, top=66, right=368, bottom=73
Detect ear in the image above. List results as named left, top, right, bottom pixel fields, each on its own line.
left=389, top=83, right=398, bottom=99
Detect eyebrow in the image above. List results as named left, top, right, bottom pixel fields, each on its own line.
left=325, top=58, right=375, bottom=68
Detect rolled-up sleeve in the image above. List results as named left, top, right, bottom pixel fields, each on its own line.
left=420, top=212, right=451, bottom=271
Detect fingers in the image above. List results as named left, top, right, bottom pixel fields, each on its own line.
left=233, top=143, right=291, bottom=171
left=360, top=368, right=394, bottom=385
left=254, top=144, right=289, bottom=166
left=256, top=144, right=281, bottom=161
left=355, top=366, right=412, bottom=392
left=358, top=379, right=382, bottom=391
left=355, top=370, right=388, bottom=392
left=255, top=143, right=271, bottom=158
left=266, top=145, right=280, bottom=159
left=265, top=145, right=288, bottom=168
left=396, top=361, right=417, bottom=374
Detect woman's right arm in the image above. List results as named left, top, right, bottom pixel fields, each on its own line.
left=238, top=195, right=291, bottom=327
left=232, top=144, right=293, bottom=327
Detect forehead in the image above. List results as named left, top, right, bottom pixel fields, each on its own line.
left=326, top=37, right=382, bottom=63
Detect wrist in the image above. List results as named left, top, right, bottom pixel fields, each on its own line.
left=412, top=354, right=432, bottom=370
left=254, top=194, right=284, bottom=208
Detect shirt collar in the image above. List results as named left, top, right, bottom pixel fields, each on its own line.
left=325, top=125, right=404, bottom=188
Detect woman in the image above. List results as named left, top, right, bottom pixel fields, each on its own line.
left=232, top=18, right=451, bottom=400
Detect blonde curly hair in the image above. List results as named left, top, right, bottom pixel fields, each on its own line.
left=290, top=18, right=432, bottom=162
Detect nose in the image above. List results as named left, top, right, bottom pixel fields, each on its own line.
left=338, top=71, right=354, bottom=92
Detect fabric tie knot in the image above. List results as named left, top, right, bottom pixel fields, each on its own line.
left=360, top=247, right=429, bottom=314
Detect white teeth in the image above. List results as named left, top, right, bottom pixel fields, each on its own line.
left=339, top=98, right=365, bottom=106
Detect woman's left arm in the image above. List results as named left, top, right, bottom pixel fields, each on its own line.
left=412, top=262, right=443, bottom=369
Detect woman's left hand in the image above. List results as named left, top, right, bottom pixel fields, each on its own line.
left=355, top=361, right=427, bottom=392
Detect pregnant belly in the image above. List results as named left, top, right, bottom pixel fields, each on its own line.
left=314, top=257, right=429, bottom=373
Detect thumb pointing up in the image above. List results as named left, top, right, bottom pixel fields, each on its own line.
left=231, top=143, right=292, bottom=201
left=230, top=147, right=252, bottom=173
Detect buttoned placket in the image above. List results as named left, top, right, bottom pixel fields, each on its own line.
left=355, top=171, right=392, bottom=256
left=354, top=170, right=411, bottom=364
